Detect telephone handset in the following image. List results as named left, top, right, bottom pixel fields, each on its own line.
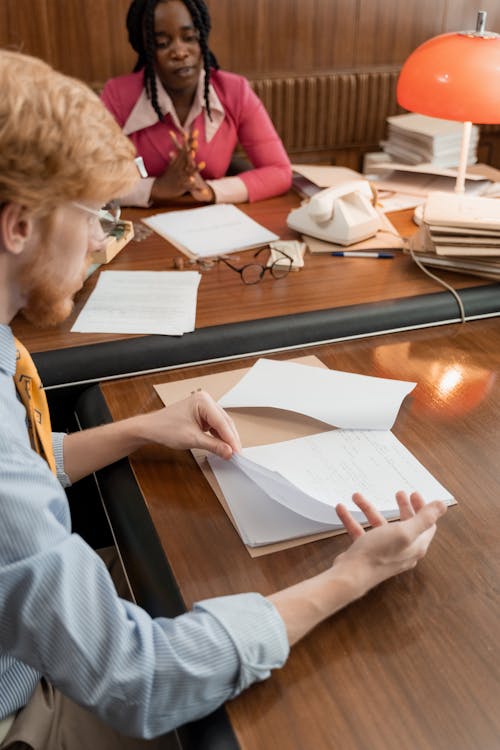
left=287, top=180, right=381, bottom=246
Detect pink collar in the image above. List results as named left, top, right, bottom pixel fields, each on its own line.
left=123, top=70, right=225, bottom=140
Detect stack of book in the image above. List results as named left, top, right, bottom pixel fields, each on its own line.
left=408, top=191, right=500, bottom=279
left=381, top=113, right=479, bottom=168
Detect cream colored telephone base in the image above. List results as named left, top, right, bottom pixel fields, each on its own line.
left=287, top=180, right=381, bottom=246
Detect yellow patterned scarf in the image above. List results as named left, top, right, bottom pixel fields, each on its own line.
left=13, top=338, right=56, bottom=475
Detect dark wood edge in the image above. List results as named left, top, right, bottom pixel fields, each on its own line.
left=74, top=385, right=240, bottom=750
left=38, top=283, right=500, bottom=389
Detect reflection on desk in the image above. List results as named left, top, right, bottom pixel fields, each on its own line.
left=373, top=340, right=496, bottom=418
left=75, top=317, right=500, bottom=750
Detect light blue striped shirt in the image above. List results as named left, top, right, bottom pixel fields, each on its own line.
left=0, top=325, right=289, bottom=738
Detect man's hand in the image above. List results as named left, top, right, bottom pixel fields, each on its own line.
left=62, top=390, right=241, bottom=483
left=333, top=491, right=447, bottom=597
left=139, top=389, right=241, bottom=458
left=268, top=491, right=446, bottom=646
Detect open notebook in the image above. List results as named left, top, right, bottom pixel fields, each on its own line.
left=155, top=357, right=454, bottom=556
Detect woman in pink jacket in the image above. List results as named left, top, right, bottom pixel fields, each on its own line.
left=102, top=0, right=292, bottom=207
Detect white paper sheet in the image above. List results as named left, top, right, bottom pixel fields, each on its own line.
left=208, top=430, right=453, bottom=544
left=208, top=455, right=334, bottom=546
left=376, top=192, right=426, bottom=213
left=142, top=204, right=279, bottom=258
left=291, top=164, right=364, bottom=187
left=218, top=358, right=416, bottom=430
left=71, top=270, right=200, bottom=335
left=372, top=168, right=490, bottom=198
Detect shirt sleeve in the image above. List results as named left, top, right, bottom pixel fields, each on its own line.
left=52, top=432, right=71, bottom=488
left=0, top=412, right=289, bottom=738
left=231, top=79, right=292, bottom=202
left=117, top=176, right=155, bottom=208
left=207, top=175, right=249, bottom=204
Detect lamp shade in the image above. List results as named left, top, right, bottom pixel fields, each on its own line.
left=397, top=31, right=500, bottom=123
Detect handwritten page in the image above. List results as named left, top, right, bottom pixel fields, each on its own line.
left=208, top=430, right=453, bottom=545
left=142, top=204, right=279, bottom=258
left=71, top=270, right=200, bottom=335
left=218, top=358, right=416, bottom=430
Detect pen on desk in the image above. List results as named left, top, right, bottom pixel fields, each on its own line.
left=331, top=251, right=395, bottom=259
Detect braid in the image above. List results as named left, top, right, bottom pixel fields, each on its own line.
left=126, top=0, right=146, bottom=70
left=183, top=0, right=219, bottom=120
left=125, top=0, right=219, bottom=122
left=143, top=0, right=163, bottom=120
left=126, top=0, right=163, bottom=120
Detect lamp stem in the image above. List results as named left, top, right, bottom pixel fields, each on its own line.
left=455, top=120, right=472, bottom=194
left=476, top=10, right=487, bottom=33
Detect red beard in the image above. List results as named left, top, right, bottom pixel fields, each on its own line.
left=18, top=223, right=91, bottom=328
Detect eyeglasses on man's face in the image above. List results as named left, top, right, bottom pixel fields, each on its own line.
left=200, top=246, right=293, bottom=285
left=72, top=200, right=122, bottom=240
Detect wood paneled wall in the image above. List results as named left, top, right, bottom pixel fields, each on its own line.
left=2, top=0, right=500, bottom=168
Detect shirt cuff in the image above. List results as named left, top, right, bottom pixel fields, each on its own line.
left=118, top=177, right=154, bottom=208
left=195, top=592, right=289, bottom=696
left=207, top=176, right=249, bottom=204
left=52, top=432, right=71, bottom=488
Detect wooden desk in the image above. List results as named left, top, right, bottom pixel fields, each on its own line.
left=76, top=318, right=500, bottom=750
left=12, top=193, right=499, bottom=393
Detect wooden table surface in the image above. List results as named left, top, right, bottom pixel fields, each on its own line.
left=12, top=193, right=492, bottom=354
left=93, top=317, right=500, bottom=750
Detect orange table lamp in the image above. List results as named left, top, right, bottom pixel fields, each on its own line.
left=397, top=11, right=500, bottom=193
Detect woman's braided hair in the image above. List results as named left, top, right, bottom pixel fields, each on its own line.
left=126, top=0, right=219, bottom=121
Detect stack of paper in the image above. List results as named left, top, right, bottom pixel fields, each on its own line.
left=142, top=204, right=278, bottom=259
left=155, top=358, right=455, bottom=554
left=381, top=113, right=479, bottom=168
left=209, top=359, right=454, bottom=550
left=409, top=192, right=500, bottom=278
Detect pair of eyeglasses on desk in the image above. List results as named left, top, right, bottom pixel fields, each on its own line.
left=178, top=246, right=293, bottom=284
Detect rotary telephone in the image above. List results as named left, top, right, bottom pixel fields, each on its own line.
left=287, top=180, right=381, bottom=246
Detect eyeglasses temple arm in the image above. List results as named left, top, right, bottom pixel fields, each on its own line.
left=219, top=256, right=241, bottom=273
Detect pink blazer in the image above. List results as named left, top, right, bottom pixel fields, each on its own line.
left=101, top=69, right=292, bottom=202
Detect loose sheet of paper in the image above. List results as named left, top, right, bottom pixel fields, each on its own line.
left=71, top=270, right=200, bottom=335
left=218, top=358, right=416, bottom=430
left=142, top=204, right=278, bottom=258
left=372, top=168, right=490, bottom=199
left=375, top=192, right=426, bottom=213
left=291, top=164, right=364, bottom=188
